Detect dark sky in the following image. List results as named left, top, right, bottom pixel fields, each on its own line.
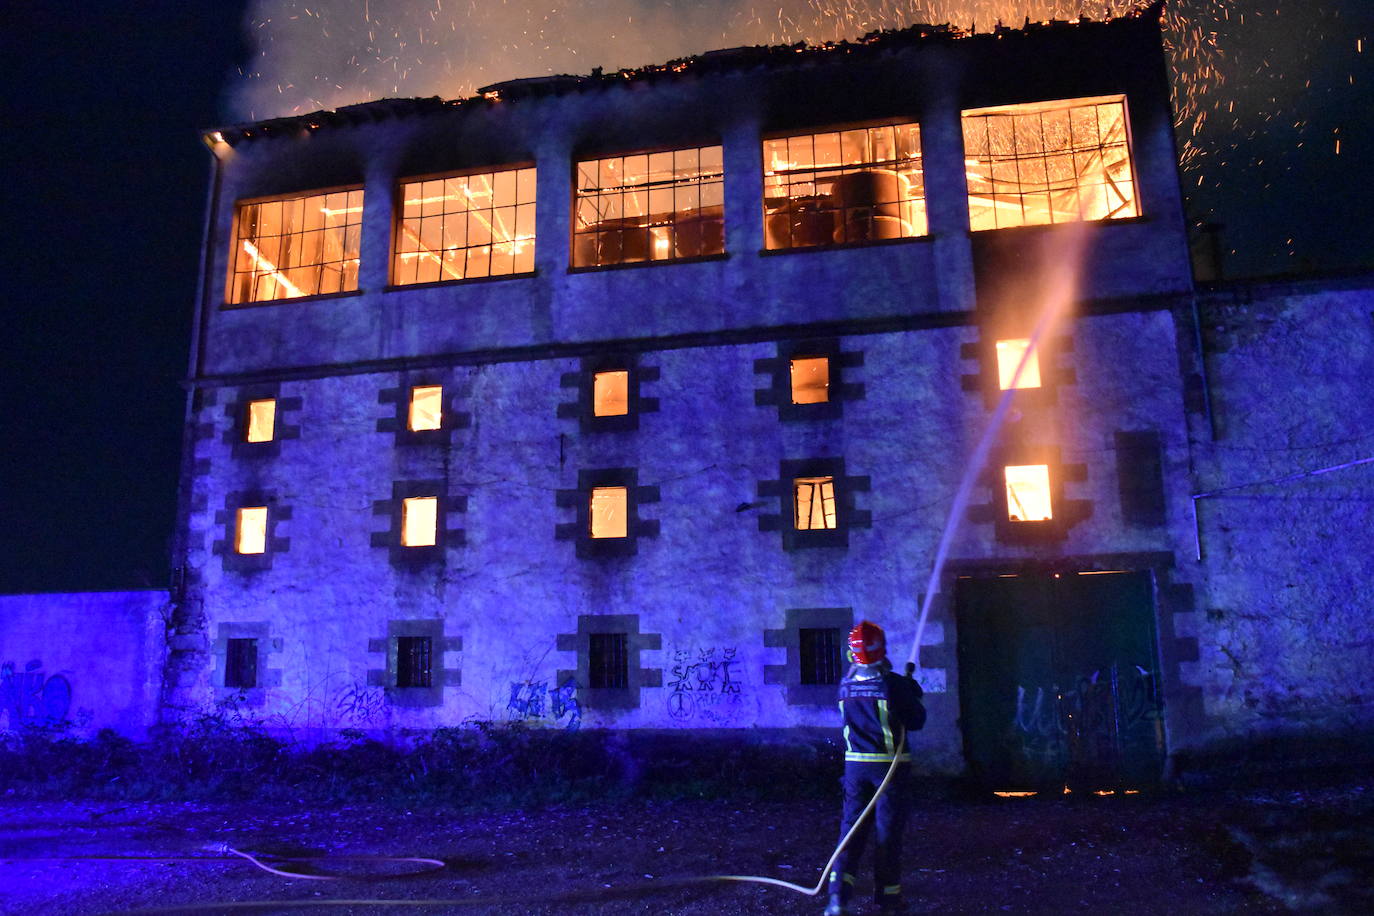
left=2, top=1, right=1371, bottom=594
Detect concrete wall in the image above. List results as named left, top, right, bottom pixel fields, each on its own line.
left=0, top=590, right=166, bottom=737
left=1184, top=277, right=1374, bottom=749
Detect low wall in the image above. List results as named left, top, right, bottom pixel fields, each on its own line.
left=0, top=590, right=167, bottom=738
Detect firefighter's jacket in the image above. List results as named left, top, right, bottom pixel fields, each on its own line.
left=838, top=664, right=924, bottom=763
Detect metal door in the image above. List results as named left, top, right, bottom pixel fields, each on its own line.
left=955, top=570, right=1165, bottom=790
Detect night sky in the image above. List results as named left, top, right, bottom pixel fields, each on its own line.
left=3, top=1, right=1371, bottom=594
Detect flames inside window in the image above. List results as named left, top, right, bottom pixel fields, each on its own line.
left=395, top=166, right=536, bottom=284
left=593, top=371, right=629, bottom=417
left=794, top=476, right=837, bottom=530
left=246, top=399, right=277, bottom=442
left=402, top=496, right=439, bottom=547
left=790, top=357, right=831, bottom=404
left=764, top=123, right=926, bottom=249
left=235, top=507, right=268, bottom=555
left=408, top=386, right=443, bottom=431
left=590, top=487, right=628, bottom=538
left=229, top=189, right=362, bottom=303
left=996, top=339, right=1042, bottom=390
left=1004, top=465, right=1053, bottom=522
left=963, top=96, right=1138, bottom=231
left=574, top=146, right=724, bottom=267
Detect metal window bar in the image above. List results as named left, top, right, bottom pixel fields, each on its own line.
left=224, top=638, right=258, bottom=689
left=589, top=632, right=629, bottom=689
left=799, top=627, right=843, bottom=685
left=396, top=636, right=433, bottom=688
left=794, top=477, right=838, bottom=530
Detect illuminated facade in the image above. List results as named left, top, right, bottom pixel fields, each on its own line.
left=127, top=9, right=1373, bottom=785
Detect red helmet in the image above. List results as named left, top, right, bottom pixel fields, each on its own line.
left=848, top=621, right=886, bottom=665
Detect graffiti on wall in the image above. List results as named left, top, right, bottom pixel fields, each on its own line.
left=334, top=681, right=386, bottom=725
left=507, top=678, right=581, bottom=731
left=0, top=659, right=72, bottom=730
left=666, top=647, right=744, bottom=724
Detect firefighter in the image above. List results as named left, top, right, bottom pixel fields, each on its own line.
left=826, top=620, right=924, bottom=916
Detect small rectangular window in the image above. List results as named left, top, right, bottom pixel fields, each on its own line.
left=995, top=339, right=1042, bottom=390
left=401, top=496, right=438, bottom=547
left=593, top=371, right=630, bottom=417
left=588, top=632, right=629, bottom=689
left=394, top=166, right=536, bottom=284
left=590, top=487, right=628, bottom=539
left=799, top=627, right=844, bottom=685
left=396, top=636, right=433, bottom=688
left=963, top=95, right=1138, bottom=231
left=764, top=122, right=926, bottom=248
left=790, top=357, right=830, bottom=404
left=408, top=386, right=444, bottom=431
left=1005, top=465, right=1053, bottom=522
left=245, top=399, right=277, bottom=442
left=235, top=507, right=268, bottom=554
left=224, top=638, right=258, bottom=688
left=794, top=477, right=837, bottom=530
left=573, top=146, right=724, bottom=267
left=229, top=188, right=363, bottom=303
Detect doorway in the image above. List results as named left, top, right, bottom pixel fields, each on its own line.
left=955, top=570, right=1166, bottom=790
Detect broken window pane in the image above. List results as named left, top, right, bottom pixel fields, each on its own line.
left=590, top=487, right=628, bottom=539
left=396, top=636, right=433, bottom=688
left=589, top=632, right=629, bottom=689
left=229, top=188, right=363, bottom=303
left=790, top=357, right=830, bottom=404
left=246, top=398, right=277, bottom=442
left=402, top=496, right=438, bottom=547
left=962, top=96, right=1138, bottom=231
left=1004, top=465, right=1053, bottom=522
left=393, top=166, right=536, bottom=285
left=408, top=386, right=443, bottom=431
left=995, top=339, right=1042, bottom=390
left=764, top=122, right=926, bottom=250
left=593, top=370, right=629, bottom=417
left=236, top=507, right=268, bottom=555
left=794, top=477, right=838, bottom=530
left=573, top=145, right=724, bottom=267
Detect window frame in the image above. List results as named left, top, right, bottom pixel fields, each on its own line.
left=588, top=632, right=630, bottom=689
left=224, top=637, right=259, bottom=689
left=395, top=635, right=434, bottom=689
left=798, top=627, right=845, bottom=686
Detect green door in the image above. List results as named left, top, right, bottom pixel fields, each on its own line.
left=955, top=570, right=1166, bottom=791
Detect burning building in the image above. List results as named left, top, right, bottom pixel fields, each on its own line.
left=6, top=4, right=1369, bottom=789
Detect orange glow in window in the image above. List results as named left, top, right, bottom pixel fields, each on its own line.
left=1004, top=465, right=1053, bottom=522
left=593, top=371, right=629, bottom=417
left=246, top=399, right=277, bottom=442
left=790, top=357, right=830, bottom=404
left=408, top=386, right=443, bottom=431
left=995, top=339, right=1042, bottom=390
left=394, top=166, right=536, bottom=284
left=229, top=189, right=363, bottom=303
left=795, top=477, right=837, bottom=530
left=236, top=507, right=268, bottom=555
left=402, top=497, right=438, bottom=547
left=590, top=487, right=628, bottom=538
left=963, top=96, right=1138, bottom=232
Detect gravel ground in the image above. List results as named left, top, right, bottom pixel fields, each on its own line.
left=1, top=772, right=1369, bottom=915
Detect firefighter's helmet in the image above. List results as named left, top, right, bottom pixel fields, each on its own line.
left=847, top=620, right=886, bottom=665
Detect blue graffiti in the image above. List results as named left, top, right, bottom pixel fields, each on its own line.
left=508, top=679, right=580, bottom=731
left=0, top=659, right=72, bottom=729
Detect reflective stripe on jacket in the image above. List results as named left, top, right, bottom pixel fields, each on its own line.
left=838, top=665, right=923, bottom=763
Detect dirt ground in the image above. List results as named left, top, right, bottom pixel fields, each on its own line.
left=2, top=771, right=1370, bottom=915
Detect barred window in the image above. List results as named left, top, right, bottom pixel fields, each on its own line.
left=225, top=638, right=258, bottom=689
left=790, top=357, right=830, bottom=405
left=588, top=632, right=629, bottom=689
left=229, top=189, right=362, bottom=303
left=396, top=636, right=433, bottom=688
left=995, top=339, right=1042, bottom=390
left=573, top=146, right=724, bottom=267
left=245, top=399, right=277, bottom=442
left=799, top=627, right=844, bottom=685
left=408, top=386, right=443, bottom=431
left=395, top=166, right=536, bottom=284
left=794, top=477, right=837, bottom=530
left=963, top=96, right=1138, bottom=231
left=1005, top=465, right=1053, bottom=522
left=235, top=507, right=268, bottom=555
left=764, top=123, right=925, bottom=249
